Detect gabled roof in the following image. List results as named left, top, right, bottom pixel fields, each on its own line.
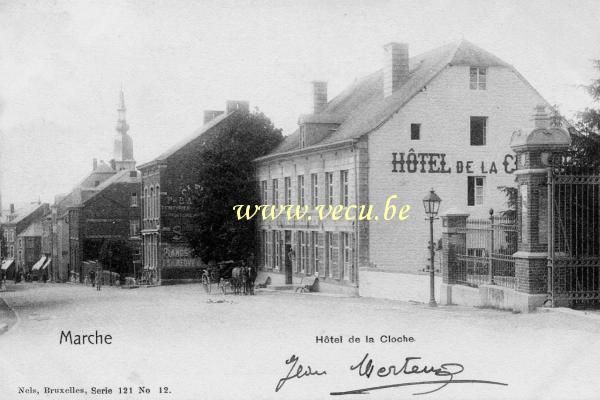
left=82, top=169, right=141, bottom=205
left=18, top=221, right=42, bottom=237
left=262, top=40, right=528, bottom=159
left=139, top=111, right=235, bottom=169
left=5, top=203, right=46, bottom=225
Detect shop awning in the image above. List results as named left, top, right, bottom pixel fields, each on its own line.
left=1, top=259, right=14, bottom=270
left=31, top=256, right=47, bottom=271
left=41, top=257, right=52, bottom=270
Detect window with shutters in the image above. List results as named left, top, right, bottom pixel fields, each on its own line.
left=467, top=176, right=485, bottom=206
left=325, top=172, right=334, bottom=206
left=272, top=179, right=279, bottom=207
left=310, top=174, right=319, bottom=206
left=284, top=177, right=292, bottom=205
left=261, top=181, right=268, bottom=204
left=274, top=231, right=281, bottom=270
left=327, top=232, right=338, bottom=279
left=342, top=232, right=354, bottom=282
left=311, top=231, right=322, bottom=274
left=297, top=175, right=305, bottom=207
left=340, top=170, right=349, bottom=207
left=265, top=231, right=273, bottom=268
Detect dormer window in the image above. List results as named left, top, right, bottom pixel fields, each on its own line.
left=299, top=125, right=306, bottom=148
left=470, top=67, right=487, bottom=90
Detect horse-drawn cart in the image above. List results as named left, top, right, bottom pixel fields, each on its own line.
left=201, top=261, right=236, bottom=294
left=201, top=260, right=257, bottom=295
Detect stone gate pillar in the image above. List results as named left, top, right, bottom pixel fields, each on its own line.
left=510, top=105, right=570, bottom=305
left=439, top=211, right=469, bottom=304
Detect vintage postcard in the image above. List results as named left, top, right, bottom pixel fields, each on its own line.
left=1, top=1, right=600, bottom=399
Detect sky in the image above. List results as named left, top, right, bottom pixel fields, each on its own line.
left=1, top=0, right=599, bottom=205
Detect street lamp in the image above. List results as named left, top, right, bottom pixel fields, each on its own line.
left=423, top=189, right=442, bottom=307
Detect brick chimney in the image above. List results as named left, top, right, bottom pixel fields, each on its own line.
left=203, top=110, right=224, bottom=125
left=92, top=158, right=98, bottom=170
left=533, top=104, right=549, bottom=129
left=383, top=42, right=409, bottom=98
left=226, top=100, right=249, bottom=114
left=312, top=81, right=327, bottom=114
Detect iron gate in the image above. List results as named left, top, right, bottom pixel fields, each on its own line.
left=548, top=156, right=600, bottom=306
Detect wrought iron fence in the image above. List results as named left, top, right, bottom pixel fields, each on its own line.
left=455, top=213, right=518, bottom=289
left=549, top=154, right=600, bottom=305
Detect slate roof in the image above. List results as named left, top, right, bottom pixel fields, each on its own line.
left=261, top=40, right=533, bottom=159
left=82, top=169, right=141, bottom=204
left=5, top=203, right=46, bottom=225
left=17, top=221, right=42, bottom=237
left=139, top=111, right=235, bottom=168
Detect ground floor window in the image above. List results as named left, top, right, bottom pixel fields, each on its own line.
left=274, top=230, right=283, bottom=270
left=326, top=232, right=338, bottom=279
left=265, top=231, right=273, bottom=268
left=467, top=176, right=485, bottom=206
left=311, top=231, right=322, bottom=275
left=342, top=232, right=354, bottom=282
left=299, top=231, right=308, bottom=273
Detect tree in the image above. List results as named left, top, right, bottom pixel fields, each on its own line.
left=186, top=109, right=283, bottom=263
left=98, top=238, right=133, bottom=277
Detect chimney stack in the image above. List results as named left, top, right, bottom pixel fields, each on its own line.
left=226, top=100, right=250, bottom=114
left=533, top=104, right=549, bottom=129
left=383, top=42, right=409, bottom=98
left=312, top=81, right=328, bottom=114
left=203, top=110, right=224, bottom=125
left=93, top=158, right=98, bottom=170
left=10, top=203, right=14, bottom=214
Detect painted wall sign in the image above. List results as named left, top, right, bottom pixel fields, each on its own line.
left=391, top=149, right=516, bottom=174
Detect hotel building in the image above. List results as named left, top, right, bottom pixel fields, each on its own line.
left=254, top=40, right=549, bottom=298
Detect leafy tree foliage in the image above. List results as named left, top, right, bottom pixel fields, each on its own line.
left=98, top=238, right=133, bottom=276
left=186, top=109, right=283, bottom=263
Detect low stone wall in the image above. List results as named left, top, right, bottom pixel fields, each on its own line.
left=440, top=283, right=547, bottom=313
left=359, top=268, right=442, bottom=303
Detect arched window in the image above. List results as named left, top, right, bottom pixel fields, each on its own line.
left=150, top=187, right=155, bottom=219
left=144, top=187, right=148, bottom=219
left=155, top=185, right=160, bottom=220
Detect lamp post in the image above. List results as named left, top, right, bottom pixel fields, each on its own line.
left=423, top=189, right=442, bottom=307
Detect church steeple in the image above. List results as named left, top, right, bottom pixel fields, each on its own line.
left=116, top=89, right=129, bottom=135
left=113, top=89, right=136, bottom=171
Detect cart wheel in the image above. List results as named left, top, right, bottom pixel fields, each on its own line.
left=202, top=275, right=211, bottom=293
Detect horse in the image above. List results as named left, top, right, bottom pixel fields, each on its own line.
left=241, top=265, right=257, bottom=295
left=230, top=267, right=243, bottom=295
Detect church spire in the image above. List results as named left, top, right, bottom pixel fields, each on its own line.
left=116, top=88, right=129, bottom=135
left=113, top=88, right=135, bottom=171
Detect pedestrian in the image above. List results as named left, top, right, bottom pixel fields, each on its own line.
left=90, top=269, right=96, bottom=288
left=96, top=265, right=102, bottom=291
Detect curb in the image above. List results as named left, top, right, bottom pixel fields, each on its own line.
left=541, top=307, right=600, bottom=321
left=0, top=297, right=18, bottom=337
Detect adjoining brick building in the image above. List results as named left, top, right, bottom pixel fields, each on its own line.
left=67, top=169, right=141, bottom=281
left=254, top=40, right=549, bottom=298
left=138, top=100, right=248, bottom=284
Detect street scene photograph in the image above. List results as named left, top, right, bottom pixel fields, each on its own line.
left=1, top=0, right=600, bottom=399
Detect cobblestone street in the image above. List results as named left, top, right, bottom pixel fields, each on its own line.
left=1, top=283, right=600, bottom=400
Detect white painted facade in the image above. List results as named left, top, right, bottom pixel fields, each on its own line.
left=256, top=43, right=548, bottom=299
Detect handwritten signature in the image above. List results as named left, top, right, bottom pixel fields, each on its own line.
left=275, top=354, right=327, bottom=392
left=275, top=353, right=508, bottom=395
